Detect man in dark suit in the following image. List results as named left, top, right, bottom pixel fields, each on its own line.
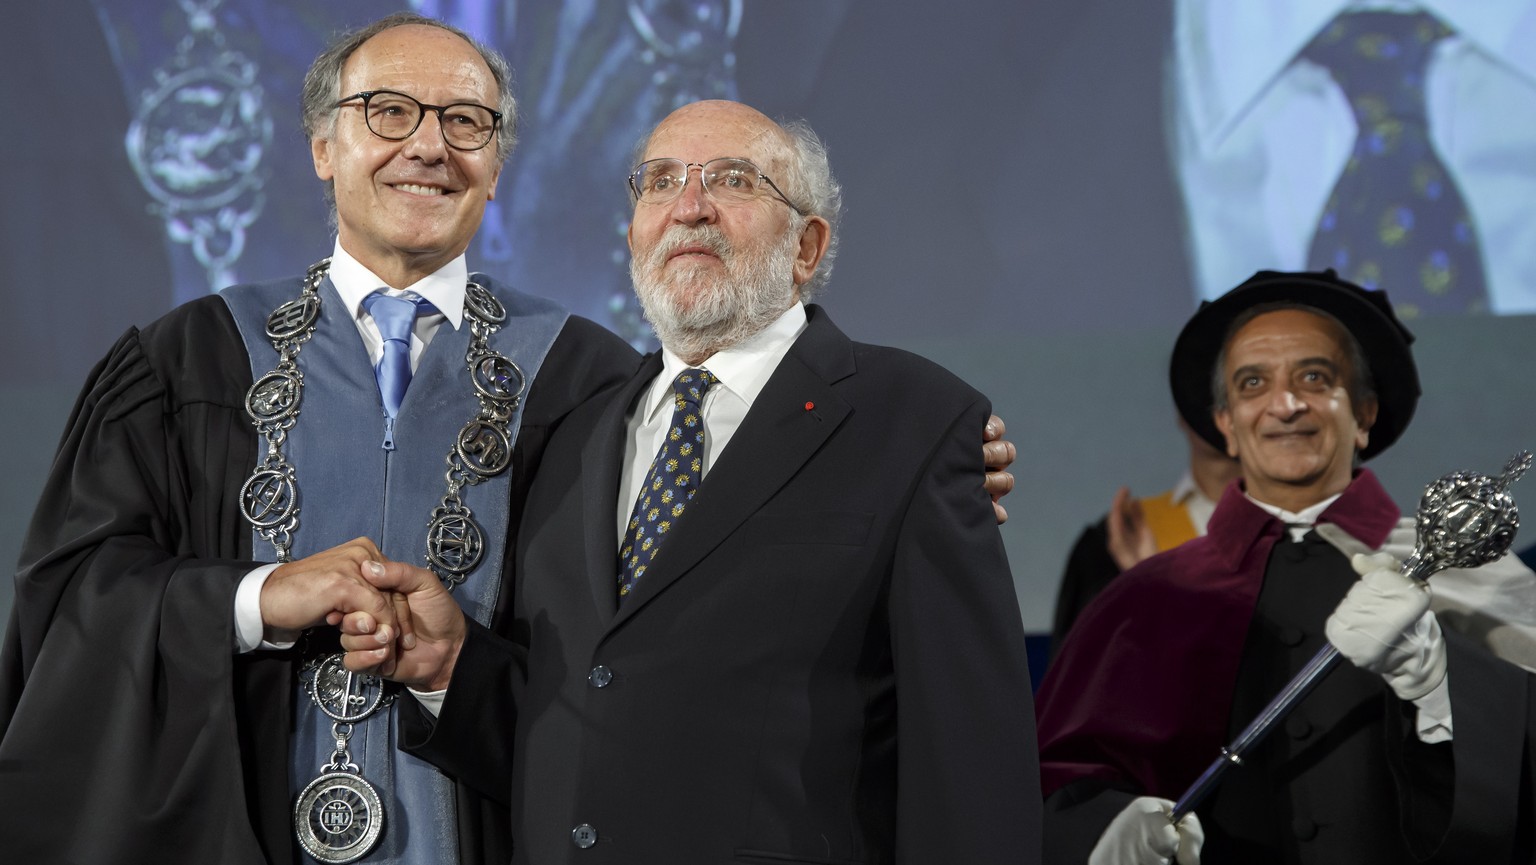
left=342, top=99, right=1042, bottom=864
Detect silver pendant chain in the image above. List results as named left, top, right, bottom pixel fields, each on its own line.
left=238, top=257, right=527, bottom=587
left=294, top=656, right=390, bottom=863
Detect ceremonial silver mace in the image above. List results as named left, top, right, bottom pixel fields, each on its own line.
left=1170, top=451, right=1532, bottom=823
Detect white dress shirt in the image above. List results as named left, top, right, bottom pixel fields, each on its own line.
left=233, top=242, right=470, bottom=653
left=1172, top=0, right=1536, bottom=313
left=326, top=241, right=464, bottom=369
left=1170, top=470, right=1219, bottom=537
left=614, top=302, right=808, bottom=548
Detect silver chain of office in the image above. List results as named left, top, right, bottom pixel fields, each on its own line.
left=238, top=257, right=527, bottom=587
left=236, top=257, right=526, bottom=862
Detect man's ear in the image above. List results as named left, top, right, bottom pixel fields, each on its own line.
left=311, top=136, right=334, bottom=181
left=1214, top=409, right=1239, bottom=459
left=791, top=215, right=831, bottom=288
left=486, top=163, right=502, bottom=201
left=1354, top=396, right=1379, bottom=452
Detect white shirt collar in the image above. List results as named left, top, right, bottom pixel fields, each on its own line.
left=1245, top=489, right=1343, bottom=529
left=1170, top=470, right=1200, bottom=505
left=327, top=240, right=467, bottom=330
left=1176, top=0, right=1536, bottom=152
left=637, top=301, right=809, bottom=425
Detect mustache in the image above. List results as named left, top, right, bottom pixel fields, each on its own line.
left=648, top=226, right=733, bottom=263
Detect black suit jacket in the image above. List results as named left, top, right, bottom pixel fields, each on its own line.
left=409, top=305, right=1042, bottom=864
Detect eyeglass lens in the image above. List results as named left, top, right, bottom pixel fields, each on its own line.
left=362, top=91, right=496, bottom=150
left=633, top=159, right=768, bottom=204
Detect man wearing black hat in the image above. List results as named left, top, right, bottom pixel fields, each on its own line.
left=1034, top=270, right=1536, bottom=865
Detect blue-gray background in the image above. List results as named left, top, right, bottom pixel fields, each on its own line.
left=4, top=0, right=1534, bottom=633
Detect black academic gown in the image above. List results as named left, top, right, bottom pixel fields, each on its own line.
left=0, top=291, right=638, bottom=864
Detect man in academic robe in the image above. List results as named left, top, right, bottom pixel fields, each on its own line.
left=0, top=14, right=639, bottom=864
left=340, top=100, right=1043, bottom=864
left=1036, top=270, right=1536, bottom=864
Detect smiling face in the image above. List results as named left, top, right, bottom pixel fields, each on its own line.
left=626, top=101, right=829, bottom=363
left=310, top=24, right=502, bottom=288
left=1213, top=308, right=1378, bottom=512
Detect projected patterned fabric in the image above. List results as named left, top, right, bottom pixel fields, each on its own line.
left=1304, top=11, right=1488, bottom=317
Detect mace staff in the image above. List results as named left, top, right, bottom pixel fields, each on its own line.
left=1170, top=450, right=1532, bottom=824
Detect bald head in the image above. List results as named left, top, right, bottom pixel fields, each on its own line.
left=644, top=101, right=797, bottom=178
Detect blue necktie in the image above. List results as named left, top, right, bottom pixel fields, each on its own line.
left=618, top=368, right=717, bottom=602
left=363, top=291, right=436, bottom=448
left=1304, top=11, right=1488, bottom=317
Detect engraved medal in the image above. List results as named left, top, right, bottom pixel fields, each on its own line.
left=294, top=771, right=384, bottom=864
left=308, top=654, right=387, bottom=723
left=456, top=420, right=513, bottom=477
left=240, top=468, right=297, bottom=530
left=463, top=282, right=506, bottom=324
left=427, top=507, right=486, bottom=577
left=471, top=353, right=525, bottom=403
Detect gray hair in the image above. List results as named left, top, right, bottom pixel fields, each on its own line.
left=300, top=12, right=518, bottom=217
left=775, top=118, right=842, bottom=301
left=1210, top=301, right=1376, bottom=416
left=628, top=111, right=844, bottom=301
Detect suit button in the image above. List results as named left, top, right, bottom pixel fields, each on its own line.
left=587, top=665, right=613, bottom=688
left=1278, top=626, right=1304, bottom=646
left=572, top=823, right=598, bottom=848
left=1292, top=816, right=1318, bottom=841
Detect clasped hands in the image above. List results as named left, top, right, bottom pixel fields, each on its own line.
left=257, top=537, right=466, bottom=692
left=252, top=417, right=1016, bottom=688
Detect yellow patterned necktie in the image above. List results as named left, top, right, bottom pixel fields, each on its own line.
left=618, top=368, right=717, bottom=602
left=1304, top=11, right=1488, bottom=317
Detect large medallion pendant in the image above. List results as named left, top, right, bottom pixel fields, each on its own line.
left=294, top=771, right=385, bottom=863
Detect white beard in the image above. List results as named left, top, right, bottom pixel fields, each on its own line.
left=631, top=223, right=799, bottom=363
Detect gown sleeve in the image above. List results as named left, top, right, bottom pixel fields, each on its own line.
left=0, top=299, right=282, bottom=864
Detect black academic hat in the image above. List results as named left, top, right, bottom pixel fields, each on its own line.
left=1169, top=269, right=1420, bottom=462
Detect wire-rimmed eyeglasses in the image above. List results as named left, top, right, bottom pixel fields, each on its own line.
left=628, top=158, right=806, bottom=215
left=335, top=90, right=501, bottom=152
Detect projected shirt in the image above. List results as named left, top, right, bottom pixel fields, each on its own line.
left=1171, top=0, right=1536, bottom=314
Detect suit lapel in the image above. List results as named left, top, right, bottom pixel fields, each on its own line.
left=583, top=354, right=662, bottom=623
left=610, top=308, right=858, bottom=629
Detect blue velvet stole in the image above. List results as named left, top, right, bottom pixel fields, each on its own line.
left=222, top=271, right=567, bottom=864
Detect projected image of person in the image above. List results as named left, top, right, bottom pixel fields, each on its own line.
left=1037, top=270, right=1536, bottom=864
left=1172, top=2, right=1536, bottom=316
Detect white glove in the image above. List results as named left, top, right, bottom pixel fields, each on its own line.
left=1325, top=552, right=1448, bottom=701
left=1089, top=796, right=1204, bottom=865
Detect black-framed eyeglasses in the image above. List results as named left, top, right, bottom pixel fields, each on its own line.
left=628, top=158, right=806, bottom=215
left=335, top=90, right=501, bottom=152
